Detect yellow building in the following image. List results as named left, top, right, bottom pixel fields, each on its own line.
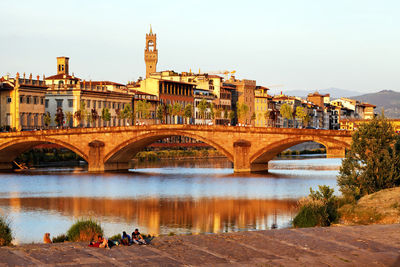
left=254, top=86, right=271, bottom=127
left=0, top=73, right=47, bottom=130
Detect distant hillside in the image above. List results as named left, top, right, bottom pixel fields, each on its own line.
left=271, top=87, right=362, bottom=99
left=352, top=90, right=400, bottom=118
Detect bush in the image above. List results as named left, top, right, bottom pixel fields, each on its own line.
left=0, top=216, right=12, bottom=246
left=293, top=185, right=338, bottom=228
left=66, top=219, right=103, bottom=242
left=52, top=234, right=69, bottom=243
left=109, top=233, right=121, bottom=241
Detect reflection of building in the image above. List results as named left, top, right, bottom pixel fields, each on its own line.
left=45, top=57, right=134, bottom=127
left=0, top=196, right=296, bottom=236
left=0, top=73, right=47, bottom=130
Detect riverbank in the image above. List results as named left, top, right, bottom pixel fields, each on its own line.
left=1, top=224, right=399, bottom=266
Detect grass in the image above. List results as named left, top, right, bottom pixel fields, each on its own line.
left=0, top=216, right=13, bottom=246
left=66, top=219, right=103, bottom=242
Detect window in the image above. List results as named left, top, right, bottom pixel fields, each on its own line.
left=112, top=102, right=115, bottom=109
left=7, top=97, right=11, bottom=103
left=33, top=96, right=38, bottom=104
left=41, top=98, right=44, bottom=105
left=26, top=96, right=32, bottom=104
left=87, top=100, right=91, bottom=108
left=68, top=99, right=73, bottom=108
left=93, top=100, right=97, bottom=108
left=45, top=99, right=49, bottom=108
left=56, top=99, right=63, bottom=108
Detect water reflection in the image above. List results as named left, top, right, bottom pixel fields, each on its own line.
left=0, top=157, right=340, bottom=243
left=0, top=197, right=296, bottom=237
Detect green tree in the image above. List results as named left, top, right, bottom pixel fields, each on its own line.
left=43, top=112, right=51, bottom=127
left=184, top=104, right=193, bottom=124
left=121, top=104, right=134, bottom=125
left=197, top=99, right=208, bottom=122
left=295, top=106, right=307, bottom=128
left=223, top=108, right=229, bottom=120
left=74, top=101, right=87, bottom=127
left=172, top=102, right=182, bottom=124
left=101, top=107, right=111, bottom=126
left=237, top=103, right=249, bottom=124
left=338, top=114, right=400, bottom=200
left=215, top=107, right=222, bottom=120
left=251, top=112, right=256, bottom=122
left=65, top=111, right=73, bottom=127
left=136, top=100, right=151, bottom=121
left=91, top=109, right=99, bottom=126
left=280, top=103, right=293, bottom=128
left=228, top=111, right=235, bottom=122
left=156, top=104, right=165, bottom=124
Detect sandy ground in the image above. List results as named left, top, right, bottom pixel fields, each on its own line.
left=1, top=224, right=400, bottom=266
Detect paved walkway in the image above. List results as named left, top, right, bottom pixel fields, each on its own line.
left=1, top=224, right=400, bottom=266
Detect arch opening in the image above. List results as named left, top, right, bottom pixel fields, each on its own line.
left=104, top=132, right=234, bottom=170
left=0, top=140, right=88, bottom=170
left=250, top=137, right=350, bottom=165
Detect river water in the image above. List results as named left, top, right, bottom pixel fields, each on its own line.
left=0, top=157, right=342, bottom=244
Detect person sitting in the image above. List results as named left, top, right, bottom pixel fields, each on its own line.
left=43, top=233, right=52, bottom=244
left=132, top=229, right=146, bottom=245
left=93, top=235, right=109, bottom=249
left=121, top=231, right=131, bottom=245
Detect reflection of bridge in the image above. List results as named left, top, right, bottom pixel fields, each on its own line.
left=0, top=125, right=352, bottom=172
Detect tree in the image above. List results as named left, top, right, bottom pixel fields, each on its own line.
left=91, top=109, right=99, bottom=126
left=295, top=106, right=307, bottom=128
left=280, top=103, right=293, bottom=128
left=74, top=101, right=87, bottom=127
left=184, top=104, right=193, bottom=124
left=337, top=114, right=400, bottom=200
left=228, top=111, right=235, bottom=123
left=136, top=100, right=151, bottom=122
left=251, top=112, right=256, bottom=122
left=65, top=111, right=73, bottom=127
left=197, top=99, right=208, bottom=123
left=55, top=107, right=64, bottom=127
left=215, top=107, right=222, bottom=120
left=101, top=107, right=111, bottom=126
left=166, top=104, right=173, bottom=123
left=223, top=108, right=229, bottom=120
left=237, top=103, right=249, bottom=124
left=156, top=104, right=165, bottom=124
left=121, top=104, right=134, bottom=125
left=172, top=102, right=182, bottom=124
left=264, top=110, right=270, bottom=126
left=43, top=112, right=51, bottom=127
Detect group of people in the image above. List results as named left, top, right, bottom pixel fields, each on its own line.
left=89, top=229, right=148, bottom=249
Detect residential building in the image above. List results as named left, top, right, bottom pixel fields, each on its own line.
left=254, top=86, right=272, bottom=127
left=0, top=73, right=47, bottom=130
left=194, top=88, right=215, bottom=125
left=45, top=57, right=134, bottom=127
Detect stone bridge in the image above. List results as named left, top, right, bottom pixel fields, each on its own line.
left=0, top=125, right=352, bottom=172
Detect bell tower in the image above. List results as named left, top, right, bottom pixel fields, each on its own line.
left=144, top=25, right=158, bottom=78
left=57, top=56, right=69, bottom=75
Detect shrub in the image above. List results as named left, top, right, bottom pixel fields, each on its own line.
left=66, top=219, right=103, bottom=242
left=109, top=233, right=121, bottom=241
left=52, top=234, right=69, bottom=243
left=293, top=185, right=338, bottom=228
left=0, top=216, right=12, bottom=246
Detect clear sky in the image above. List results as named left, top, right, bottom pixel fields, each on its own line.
left=1, top=0, right=399, bottom=94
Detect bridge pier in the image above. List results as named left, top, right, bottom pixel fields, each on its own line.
left=88, top=140, right=105, bottom=172
left=233, top=140, right=269, bottom=173
left=326, top=147, right=346, bottom=158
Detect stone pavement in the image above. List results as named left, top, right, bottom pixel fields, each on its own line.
left=1, top=224, right=400, bottom=266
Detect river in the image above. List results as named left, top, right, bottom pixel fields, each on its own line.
left=0, top=157, right=342, bottom=244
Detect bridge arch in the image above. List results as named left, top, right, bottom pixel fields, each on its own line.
left=0, top=138, right=89, bottom=167
left=104, top=130, right=234, bottom=165
left=250, top=136, right=351, bottom=164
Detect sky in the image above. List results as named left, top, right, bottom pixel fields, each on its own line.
left=1, top=0, right=399, bottom=94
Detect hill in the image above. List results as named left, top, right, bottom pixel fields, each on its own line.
left=352, top=90, right=400, bottom=118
